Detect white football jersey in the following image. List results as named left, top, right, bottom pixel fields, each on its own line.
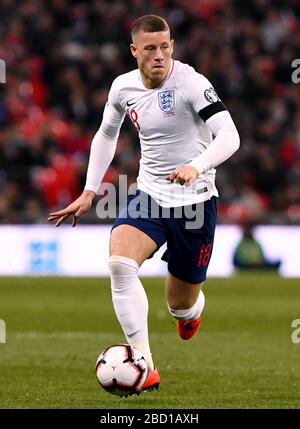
left=102, top=59, right=227, bottom=207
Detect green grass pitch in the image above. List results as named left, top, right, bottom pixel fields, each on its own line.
left=0, top=274, right=299, bottom=409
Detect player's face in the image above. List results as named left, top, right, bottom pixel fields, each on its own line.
left=130, top=31, right=174, bottom=88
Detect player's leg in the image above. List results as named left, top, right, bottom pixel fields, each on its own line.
left=166, top=272, right=203, bottom=310
left=166, top=273, right=205, bottom=340
left=110, top=224, right=157, bottom=265
left=164, top=197, right=217, bottom=339
left=109, top=224, right=157, bottom=370
left=109, top=190, right=166, bottom=371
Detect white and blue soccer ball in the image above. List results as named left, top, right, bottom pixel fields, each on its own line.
left=96, top=344, right=147, bottom=397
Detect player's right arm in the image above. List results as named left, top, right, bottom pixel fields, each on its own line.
left=48, top=78, right=125, bottom=227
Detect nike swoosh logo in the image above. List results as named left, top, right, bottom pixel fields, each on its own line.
left=126, top=101, right=135, bottom=107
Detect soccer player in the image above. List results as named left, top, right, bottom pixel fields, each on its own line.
left=48, top=15, right=240, bottom=392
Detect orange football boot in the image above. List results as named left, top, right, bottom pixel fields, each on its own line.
left=142, top=368, right=160, bottom=392
left=177, top=316, right=201, bottom=340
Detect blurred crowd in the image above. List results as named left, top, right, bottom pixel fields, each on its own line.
left=0, top=0, right=300, bottom=224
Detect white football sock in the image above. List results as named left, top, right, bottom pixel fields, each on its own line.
left=168, top=290, right=205, bottom=320
left=109, top=255, right=154, bottom=370
left=131, top=340, right=154, bottom=371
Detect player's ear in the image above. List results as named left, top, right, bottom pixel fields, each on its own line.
left=170, top=39, right=174, bottom=53
left=130, top=43, right=138, bottom=59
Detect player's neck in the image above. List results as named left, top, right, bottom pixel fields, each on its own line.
left=140, top=62, right=172, bottom=89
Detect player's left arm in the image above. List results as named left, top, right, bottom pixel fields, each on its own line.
left=167, top=72, right=240, bottom=185
left=188, top=110, right=240, bottom=175
left=167, top=111, right=239, bottom=184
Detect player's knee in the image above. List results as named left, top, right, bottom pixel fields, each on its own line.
left=108, top=256, right=139, bottom=277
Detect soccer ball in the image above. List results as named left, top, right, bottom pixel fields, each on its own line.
left=96, top=344, right=148, bottom=396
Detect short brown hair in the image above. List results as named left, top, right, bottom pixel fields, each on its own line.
left=131, top=15, right=170, bottom=39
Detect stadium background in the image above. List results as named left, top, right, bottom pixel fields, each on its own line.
left=1, top=0, right=300, bottom=225
left=0, top=0, right=300, bottom=409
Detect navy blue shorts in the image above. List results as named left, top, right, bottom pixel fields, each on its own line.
left=112, top=190, right=217, bottom=284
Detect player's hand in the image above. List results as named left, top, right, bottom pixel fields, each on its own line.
left=166, top=166, right=199, bottom=185
left=47, top=190, right=96, bottom=227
